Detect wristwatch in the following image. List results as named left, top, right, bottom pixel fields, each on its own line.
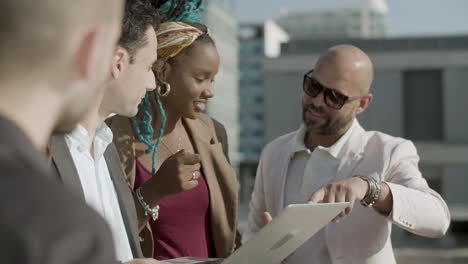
left=357, top=175, right=382, bottom=207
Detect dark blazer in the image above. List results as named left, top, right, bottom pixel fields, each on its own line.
left=49, top=134, right=144, bottom=259
left=0, top=117, right=117, bottom=264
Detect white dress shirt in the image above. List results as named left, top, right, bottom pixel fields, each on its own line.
left=65, top=123, right=133, bottom=262
left=283, top=122, right=355, bottom=264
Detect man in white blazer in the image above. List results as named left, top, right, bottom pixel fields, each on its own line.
left=244, top=45, right=450, bottom=264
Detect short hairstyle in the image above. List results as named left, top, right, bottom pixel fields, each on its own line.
left=119, top=0, right=161, bottom=63
left=0, top=0, right=120, bottom=77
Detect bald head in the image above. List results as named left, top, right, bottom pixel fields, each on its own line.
left=314, top=45, right=374, bottom=94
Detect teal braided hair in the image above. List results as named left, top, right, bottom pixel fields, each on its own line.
left=159, top=0, right=205, bottom=24
left=132, top=0, right=205, bottom=176
left=131, top=92, right=166, bottom=176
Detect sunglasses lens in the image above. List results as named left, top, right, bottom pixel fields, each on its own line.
left=303, top=76, right=322, bottom=97
left=324, top=89, right=347, bottom=109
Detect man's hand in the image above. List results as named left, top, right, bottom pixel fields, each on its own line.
left=125, top=258, right=169, bottom=264
left=262, top=211, right=272, bottom=227
left=308, top=177, right=369, bottom=222
left=141, top=149, right=201, bottom=206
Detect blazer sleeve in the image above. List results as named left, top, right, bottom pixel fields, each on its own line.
left=209, top=117, right=242, bottom=249
left=243, top=150, right=268, bottom=243
left=384, top=140, right=451, bottom=238
left=0, top=158, right=119, bottom=264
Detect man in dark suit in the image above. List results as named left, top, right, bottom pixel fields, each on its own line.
left=50, top=0, right=170, bottom=262
left=0, top=0, right=124, bottom=263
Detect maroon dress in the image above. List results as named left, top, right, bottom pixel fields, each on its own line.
left=134, top=160, right=216, bottom=260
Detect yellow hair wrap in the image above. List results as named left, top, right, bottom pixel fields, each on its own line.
left=156, top=21, right=204, bottom=60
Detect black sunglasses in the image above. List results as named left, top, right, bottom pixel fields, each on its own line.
left=303, top=69, right=367, bottom=110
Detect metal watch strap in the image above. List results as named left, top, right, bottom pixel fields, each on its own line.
left=358, top=175, right=382, bottom=207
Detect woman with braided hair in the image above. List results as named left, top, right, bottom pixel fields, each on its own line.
left=108, top=0, right=240, bottom=260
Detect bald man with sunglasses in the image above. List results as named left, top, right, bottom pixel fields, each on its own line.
left=244, top=45, right=450, bottom=264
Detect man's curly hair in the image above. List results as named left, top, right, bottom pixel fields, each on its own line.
left=118, top=0, right=161, bottom=63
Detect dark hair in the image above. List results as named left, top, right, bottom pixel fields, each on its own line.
left=167, top=23, right=215, bottom=65
left=118, top=0, right=161, bottom=63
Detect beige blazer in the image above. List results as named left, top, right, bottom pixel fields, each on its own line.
left=244, top=119, right=450, bottom=264
left=108, top=113, right=239, bottom=258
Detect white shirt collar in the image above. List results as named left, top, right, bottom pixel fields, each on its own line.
left=65, top=122, right=113, bottom=160
left=291, top=119, right=357, bottom=159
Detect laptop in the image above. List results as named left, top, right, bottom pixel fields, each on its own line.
left=166, top=202, right=349, bottom=264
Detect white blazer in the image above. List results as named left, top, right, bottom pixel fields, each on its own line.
left=244, top=120, right=450, bottom=264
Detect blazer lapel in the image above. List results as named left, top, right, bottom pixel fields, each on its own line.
left=184, top=117, right=238, bottom=258
left=104, top=143, right=143, bottom=259
left=335, top=152, right=363, bottom=182
left=51, top=134, right=85, bottom=198
left=334, top=120, right=366, bottom=182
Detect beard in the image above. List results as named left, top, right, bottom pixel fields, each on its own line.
left=302, top=102, right=352, bottom=136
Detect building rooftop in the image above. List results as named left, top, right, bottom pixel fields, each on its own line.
left=281, top=34, right=468, bottom=55
left=277, top=0, right=388, bottom=18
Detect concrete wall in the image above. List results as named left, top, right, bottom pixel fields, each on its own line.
left=264, top=72, right=303, bottom=143
left=359, top=70, right=404, bottom=137
left=444, top=68, right=468, bottom=144
left=441, top=68, right=468, bottom=207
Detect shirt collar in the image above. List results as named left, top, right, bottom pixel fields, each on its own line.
left=65, top=122, right=113, bottom=160
left=291, top=119, right=357, bottom=159
left=94, top=122, right=114, bottom=159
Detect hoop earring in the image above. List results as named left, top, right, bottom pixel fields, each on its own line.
left=157, top=82, right=171, bottom=97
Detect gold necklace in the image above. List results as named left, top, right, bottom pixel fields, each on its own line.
left=161, top=124, right=182, bottom=154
